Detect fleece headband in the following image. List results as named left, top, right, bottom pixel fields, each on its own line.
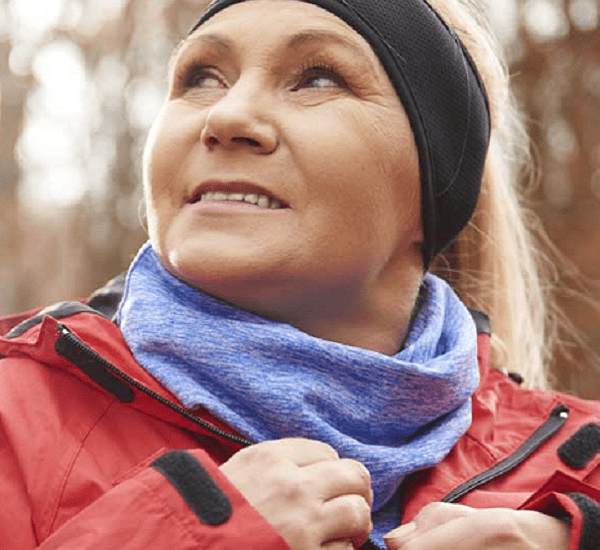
left=189, top=0, right=491, bottom=267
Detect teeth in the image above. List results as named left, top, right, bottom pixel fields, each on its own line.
left=199, top=191, right=283, bottom=209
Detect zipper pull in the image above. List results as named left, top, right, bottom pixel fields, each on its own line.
left=554, top=404, right=570, bottom=420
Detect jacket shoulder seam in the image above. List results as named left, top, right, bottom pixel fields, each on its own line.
left=4, top=302, right=105, bottom=340
left=462, top=429, right=500, bottom=463
left=44, top=400, right=116, bottom=539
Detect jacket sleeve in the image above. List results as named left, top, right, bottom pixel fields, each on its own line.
left=520, top=474, right=600, bottom=550
left=0, top=445, right=292, bottom=550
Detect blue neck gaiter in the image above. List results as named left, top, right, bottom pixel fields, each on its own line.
left=118, top=243, right=479, bottom=546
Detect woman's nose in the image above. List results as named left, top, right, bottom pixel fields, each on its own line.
left=200, top=80, right=279, bottom=154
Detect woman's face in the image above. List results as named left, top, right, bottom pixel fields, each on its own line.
left=144, top=0, right=423, bottom=344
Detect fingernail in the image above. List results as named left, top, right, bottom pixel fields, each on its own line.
left=383, top=522, right=417, bottom=544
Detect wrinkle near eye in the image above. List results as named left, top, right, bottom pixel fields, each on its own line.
left=276, top=47, right=384, bottom=100
left=170, top=35, right=235, bottom=91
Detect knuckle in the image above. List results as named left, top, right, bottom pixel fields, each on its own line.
left=340, top=496, right=372, bottom=532
left=473, top=510, right=537, bottom=548
left=412, top=501, right=443, bottom=525
left=414, top=501, right=472, bottom=528
left=341, top=459, right=372, bottom=486
left=276, top=437, right=339, bottom=460
left=279, top=476, right=305, bottom=502
left=314, top=440, right=339, bottom=459
left=352, top=459, right=372, bottom=482
left=483, top=516, right=524, bottom=542
left=243, top=443, right=281, bottom=466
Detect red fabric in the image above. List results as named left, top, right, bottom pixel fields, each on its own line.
left=521, top=492, right=584, bottom=550
left=0, top=306, right=42, bottom=336
left=0, top=313, right=289, bottom=549
left=2, top=310, right=600, bottom=548
left=518, top=471, right=600, bottom=550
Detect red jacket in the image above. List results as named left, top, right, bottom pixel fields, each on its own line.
left=1, top=288, right=600, bottom=550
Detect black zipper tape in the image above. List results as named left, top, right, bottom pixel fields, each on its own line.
left=54, top=323, right=570, bottom=549
left=442, top=404, right=570, bottom=503
left=54, top=324, right=253, bottom=447
left=362, top=404, right=571, bottom=550
left=55, top=326, right=134, bottom=403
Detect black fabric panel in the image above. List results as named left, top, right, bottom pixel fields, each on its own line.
left=54, top=334, right=134, bottom=403
left=399, top=279, right=430, bottom=350
left=558, top=424, right=600, bottom=469
left=5, top=274, right=125, bottom=339
left=152, top=450, right=232, bottom=526
left=87, top=273, right=126, bottom=320
left=188, top=0, right=490, bottom=266
left=5, top=302, right=98, bottom=339
left=468, top=309, right=491, bottom=335
left=566, top=493, right=600, bottom=550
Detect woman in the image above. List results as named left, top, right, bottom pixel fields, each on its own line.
left=1, top=0, right=599, bottom=549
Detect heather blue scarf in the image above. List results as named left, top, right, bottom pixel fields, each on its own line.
left=118, top=243, right=479, bottom=546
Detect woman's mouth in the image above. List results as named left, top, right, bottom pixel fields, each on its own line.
left=196, top=191, right=285, bottom=210
left=188, top=182, right=289, bottom=210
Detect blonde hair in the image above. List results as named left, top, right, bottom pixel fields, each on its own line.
left=427, top=0, right=556, bottom=389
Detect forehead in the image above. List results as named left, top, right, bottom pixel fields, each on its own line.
left=183, top=0, right=379, bottom=62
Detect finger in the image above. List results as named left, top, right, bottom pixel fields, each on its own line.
left=304, top=459, right=373, bottom=507
left=385, top=508, right=561, bottom=550
left=321, top=494, right=373, bottom=549
left=412, top=502, right=475, bottom=533
left=383, top=523, right=417, bottom=550
left=236, top=438, right=339, bottom=469
left=263, top=438, right=340, bottom=466
left=385, top=514, right=476, bottom=550
left=384, top=502, right=474, bottom=546
left=322, top=541, right=354, bottom=550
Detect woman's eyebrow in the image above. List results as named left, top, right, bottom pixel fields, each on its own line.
left=171, top=29, right=376, bottom=74
left=182, top=33, right=233, bottom=54
left=285, top=30, right=373, bottom=64
left=169, top=33, right=232, bottom=74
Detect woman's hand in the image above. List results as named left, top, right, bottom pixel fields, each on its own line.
left=383, top=503, right=570, bottom=550
left=220, top=438, right=373, bottom=550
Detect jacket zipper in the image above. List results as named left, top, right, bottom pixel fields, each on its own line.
left=441, top=403, right=570, bottom=503
left=360, top=403, right=570, bottom=550
left=56, top=324, right=570, bottom=550
left=55, top=324, right=253, bottom=447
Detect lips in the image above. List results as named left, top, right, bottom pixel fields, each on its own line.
left=187, top=181, right=288, bottom=209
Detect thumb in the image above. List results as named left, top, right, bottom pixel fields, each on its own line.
left=383, top=522, right=417, bottom=549
left=384, top=503, right=474, bottom=549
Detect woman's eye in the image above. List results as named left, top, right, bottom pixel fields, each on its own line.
left=293, top=67, right=347, bottom=90
left=181, top=66, right=226, bottom=89
left=303, top=75, right=338, bottom=88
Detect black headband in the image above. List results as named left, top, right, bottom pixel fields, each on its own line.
left=189, top=0, right=491, bottom=267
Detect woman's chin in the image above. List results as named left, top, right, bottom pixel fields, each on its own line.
left=158, top=241, right=287, bottom=306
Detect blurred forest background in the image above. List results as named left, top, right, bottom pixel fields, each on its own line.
left=1, top=0, right=600, bottom=396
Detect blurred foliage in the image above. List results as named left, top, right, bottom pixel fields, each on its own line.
left=509, top=0, right=600, bottom=397
left=0, top=0, right=599, bottom=396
